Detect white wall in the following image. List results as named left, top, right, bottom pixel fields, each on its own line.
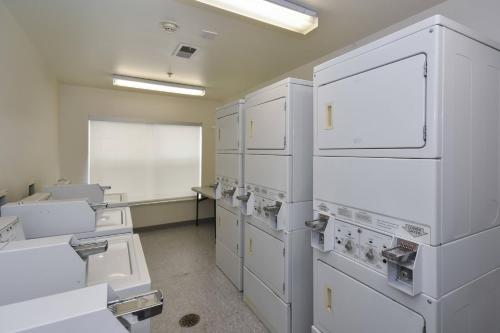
left=226, top=0, right=500, bottom=101
left=59, top=84, right=219, bottom=227
left=0, top=2, right=59, bottom=201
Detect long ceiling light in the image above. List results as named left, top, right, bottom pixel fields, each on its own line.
left=196, top=0, right=318, bottom=35
left=112, top=75, right=206, bottom=96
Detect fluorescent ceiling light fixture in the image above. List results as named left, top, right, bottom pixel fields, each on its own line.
left=112, top=75, right=206, bottom=96
left=196, top=0, right=318, bottom=34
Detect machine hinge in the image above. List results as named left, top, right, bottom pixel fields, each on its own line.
left=282, top=248, right=285, bottom=257
left=236, top=219, right=239, bottom=226
left=237, top=244, right=239, bottom=251
left=284, top=101, right=287, bottom=111
left=283, top=136, right=286, bottom=148
left=423, top=61, right=428, bottom=77
left=282, top=282, right=286, bottom=293
left=237, top=140, right=240, bottom=148
left=423, top=125, right=427, bottom=141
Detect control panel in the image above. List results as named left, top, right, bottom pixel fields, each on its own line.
left=309, top=214, right=393, bottom=275
left=0, top=217, right=25, bottom=243
left=246, top=183, right=287, bottom=203
left=216, top=176, right=240, bottom=207
left=252, top=194, right=284, bottom=230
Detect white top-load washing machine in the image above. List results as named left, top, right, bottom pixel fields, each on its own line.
left=0, top=284, right=163, bottom=333
left=45, top=179, right=130, bottom=207
left=1, top=194, right=132, bottom=239
left=214, top=99, right=246, bottom=291
left=238, top=78, right=313, bottom=333
left=0, top=216, right=156, bottom=333
left=308, top=15, right=500, bottom=333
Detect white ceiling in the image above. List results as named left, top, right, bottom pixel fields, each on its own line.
left=3, top=0, right=443, bottom=100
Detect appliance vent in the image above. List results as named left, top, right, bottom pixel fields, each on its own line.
left=174, top=44, right=198, bottom=59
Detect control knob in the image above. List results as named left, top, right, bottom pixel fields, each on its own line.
left=365, top=248, right=374, bottom=260
left=344, top=240, right=353, bottom=251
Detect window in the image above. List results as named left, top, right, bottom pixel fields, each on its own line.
left=88, top=119, right=202, bottom=202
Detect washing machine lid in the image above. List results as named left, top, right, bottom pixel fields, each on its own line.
left=86, top=234, right=150, bottom=297
left=76, top=207, right=133, bottom=239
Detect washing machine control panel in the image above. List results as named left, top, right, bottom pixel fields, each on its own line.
left=333, top=219, right=392, bottom=275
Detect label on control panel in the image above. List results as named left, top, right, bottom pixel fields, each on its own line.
left=246, top=183, right=287, bottom=202
left=314, top=200, right=431, bottom=244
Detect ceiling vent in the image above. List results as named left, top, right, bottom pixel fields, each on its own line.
left=173, top=43, right=198, bottom=59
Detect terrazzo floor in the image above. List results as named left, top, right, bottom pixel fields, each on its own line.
left=138, top=220, right=269, bottom=333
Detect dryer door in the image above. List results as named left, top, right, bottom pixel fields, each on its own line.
left=216, top=112, right=240, bottom=151
left=246, top=98, right=287, bottom=151
left=216, top=206, right=241, bottom=256
left=317, top=54, right=427, bottom=150
left=245, top=223, right=285, bottom=299
left=315, top=260, right=425, bottom=333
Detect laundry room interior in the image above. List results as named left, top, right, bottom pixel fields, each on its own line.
left=1, top=0, right=500, bottom=332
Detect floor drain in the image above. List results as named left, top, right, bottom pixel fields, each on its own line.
left=179, top=313, right=200, bottom=327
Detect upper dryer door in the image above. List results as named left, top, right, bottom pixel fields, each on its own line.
left=316, top=54, right=427, bottom=150
left=246, top=98, right=287, bottom=151
left=216, top=112, right=241, bottom=152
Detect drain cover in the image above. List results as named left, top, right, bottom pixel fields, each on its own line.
left=179, top=313, right=200, bottom=327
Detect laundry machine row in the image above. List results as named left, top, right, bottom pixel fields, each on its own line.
left=214, top=99, right=246, bottom=291
left=0, top=185, right=159, bottom=333
left=0, top=215, right=162, bottom=333
left=232, top=78, right=314, bottom=333
left=307, top=15, right=500, bottom=333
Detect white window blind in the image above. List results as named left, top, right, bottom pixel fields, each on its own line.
left=88, top=120, right=202, bottom=202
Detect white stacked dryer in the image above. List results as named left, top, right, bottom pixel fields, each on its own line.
left=239, top=78, right=313, bottom=333
left=214, top=99, right=245, bottom=290
left=309, top=15, right=500, bottom=333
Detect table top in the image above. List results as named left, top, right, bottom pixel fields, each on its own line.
left=191, top=186, right=216, bottom=200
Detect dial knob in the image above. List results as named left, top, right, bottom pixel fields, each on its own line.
left=365, top=248, right=374, bottom=260
left=344, top=240, right=353, bottom=251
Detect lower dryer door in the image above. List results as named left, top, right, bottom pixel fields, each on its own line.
left=315, top=260, right=425, bottom=333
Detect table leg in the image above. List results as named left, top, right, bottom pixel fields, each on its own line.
left=213, top=199, right=216, bottom=240
left=195, top=193, right=199, bottom=226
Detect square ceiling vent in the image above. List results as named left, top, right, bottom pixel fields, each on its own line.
left=173, top=43, right=198, bottom=59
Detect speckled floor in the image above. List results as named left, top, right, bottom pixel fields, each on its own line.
left=139, top=221, right=268, bottom=333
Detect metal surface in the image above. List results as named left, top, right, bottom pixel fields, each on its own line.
left=72, top=240, right=108, bottom=260
left=263, top=202, right=282, bottom=215
left=305, top=217, right=328, bottom=231
left=179, top=313, right=200, bottom=327
left=236, top=193, right=251, bottom=202
left=382, top=244, right=417, bottom=264
left=108, top=290, right=163, bottom=321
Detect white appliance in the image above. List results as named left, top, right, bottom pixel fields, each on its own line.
left=240, top=78, right=313, bottom=333
left=0, top=189, right=7, bottom=210
left=45, top=180, right=130, bottom=207
left=309, top=15, right=500, bottom=333
left=214, top=99, right=246, bottom=291
left=0, top=284, right=163, bottom=333
left=1, top=198, right=133, bottom=239
left=0, top=216, right=155, bottom=333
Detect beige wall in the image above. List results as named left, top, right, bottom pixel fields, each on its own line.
left=226, top=0, right=500, bottom=102
left=58, top=84, right=220, bottom=227
left=0, top=2, right=59, bottom=201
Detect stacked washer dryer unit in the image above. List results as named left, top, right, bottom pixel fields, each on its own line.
left=215, top=99, right=246, bottom=290
left=309, top=15, right=500, bottom=333
left=240, top=78, right=313, bottom=333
